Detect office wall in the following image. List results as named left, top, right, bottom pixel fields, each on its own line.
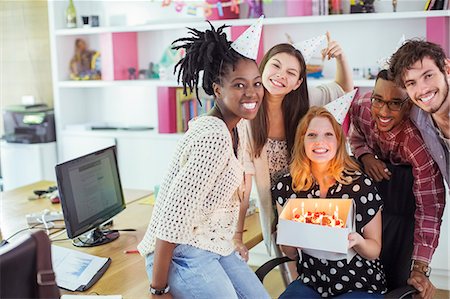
left=0, top=0, right=53, bottom=135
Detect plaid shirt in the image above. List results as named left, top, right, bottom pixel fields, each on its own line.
left=349, top=93, right=445, bottom=264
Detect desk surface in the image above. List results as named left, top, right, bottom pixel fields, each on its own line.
left=1, top=181, right=263, bottom=298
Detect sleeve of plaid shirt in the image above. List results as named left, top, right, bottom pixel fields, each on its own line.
left=402, top=128, right=446, bottom=264
left=349, top=94, right=375, bottom=159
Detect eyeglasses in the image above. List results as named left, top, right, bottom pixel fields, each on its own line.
left=370, top=96, right=409, bottom=111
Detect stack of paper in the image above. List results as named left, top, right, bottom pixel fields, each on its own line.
left=51, top=245, right=111, bottom=292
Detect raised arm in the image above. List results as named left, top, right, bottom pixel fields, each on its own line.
left=322, top=31, right=353, bottom=93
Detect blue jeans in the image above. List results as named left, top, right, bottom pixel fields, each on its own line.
left=145, top=244, right=270, bottom=299
left=280, top=280, right=384, bottom=299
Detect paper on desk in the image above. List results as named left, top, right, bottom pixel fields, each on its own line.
left=51, top=245, right=109, bottom=291
left=138, top=194, right=155, bottom=205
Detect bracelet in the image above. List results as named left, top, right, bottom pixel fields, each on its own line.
left=410, top=261, right=432, bottom=277
left=150, top=284, right=170, bottom=295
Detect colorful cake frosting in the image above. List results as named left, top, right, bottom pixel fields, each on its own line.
left=292, top=208, right=344, bottom=228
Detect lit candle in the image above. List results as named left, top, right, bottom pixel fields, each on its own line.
left=301, top=202, right=305, bottom=215
left=314, top=202, right=318, bottom=212
left=328, top=202, right=332, bottom=214
left=334, top=205, right=339, bottom=219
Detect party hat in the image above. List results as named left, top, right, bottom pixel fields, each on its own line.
left=230, top=15, right=264, bottom=60
left=324, top=89, right=357, bottom=124
left=377, top=34, right=406, bottom=70
left=293, top=34, right=327, bottom=64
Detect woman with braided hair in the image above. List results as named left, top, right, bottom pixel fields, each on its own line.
left=138, top=21, right=270, bottom=298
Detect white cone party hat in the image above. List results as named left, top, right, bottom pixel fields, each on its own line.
left=231, top=15, right=264, bottom=60
left=324, top=89, right=357, bottom=124
left=377, top=34, right=406, bottom=70
left=293, top=34, right=327, bottom=64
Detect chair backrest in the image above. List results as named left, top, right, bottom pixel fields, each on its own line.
left=377, top=163, right=415, bottom=291
left=0, top=231, right=60, bottom=299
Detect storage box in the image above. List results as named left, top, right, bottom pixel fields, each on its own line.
left=277, top=198, right=354, bottom=254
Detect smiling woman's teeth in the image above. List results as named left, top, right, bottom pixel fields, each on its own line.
left=420, top=93, right=434, bottom=103
left=271, top=79, right=283, bottom=87
left=243, top=102, right=257, bottom=109
left=313, top=148, right=328, bottom=153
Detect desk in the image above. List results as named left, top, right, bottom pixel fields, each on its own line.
left=1, top=181, right=263, bottom=298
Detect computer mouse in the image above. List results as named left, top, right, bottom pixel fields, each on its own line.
left=50, top=195, right=60, bottom=204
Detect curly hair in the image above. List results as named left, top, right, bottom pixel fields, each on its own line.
left=290, top=106, right=360, bottom=192
left=172, top=22, right=247, bottom=103
left=388, top=39, right=447, bottom=88
left=250, top=43, right=310, bottom=158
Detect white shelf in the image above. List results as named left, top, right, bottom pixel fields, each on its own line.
left=58, top=78, right=375, bottom=88
left=61, top=128, right=183, bottom=140
left=54, top=10, right=449, bottom=36
left=264, top=10, right=449, bottom=25
left=353, top=79, right=375, bottom=87
left=308, top=78, right=375, bottom=87
left=58, top=79, right=181, bottom=88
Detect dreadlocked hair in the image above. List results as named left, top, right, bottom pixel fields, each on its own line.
left=172, top=22, right=242, bottom=102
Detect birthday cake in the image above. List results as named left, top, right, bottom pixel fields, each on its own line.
left=291, top=208, right=344, bottom=228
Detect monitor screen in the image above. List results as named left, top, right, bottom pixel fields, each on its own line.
left=55, top=146, right=126, bottom=247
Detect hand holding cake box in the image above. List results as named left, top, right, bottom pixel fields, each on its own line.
left=271, top=107, right=386, bottom=297
left=277, top=198, right=354, bottom=255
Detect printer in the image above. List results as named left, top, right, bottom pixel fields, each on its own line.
left=3, top=104, right=56, bottom=143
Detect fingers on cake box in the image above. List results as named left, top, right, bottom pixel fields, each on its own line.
left=277, top=198, right=355, bottom=258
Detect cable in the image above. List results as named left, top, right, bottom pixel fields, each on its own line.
left=41, top=214, right=51, bottom=235
left=3, top=223, right=66, bottom=245
left=51, top=237, right=70, bottom=242
left=3, top=223, right=42, bottom=243
left=49, top=228, right=67, bottom=240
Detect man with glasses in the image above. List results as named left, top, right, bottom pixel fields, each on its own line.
left=349, top=69, right=445, bottom=299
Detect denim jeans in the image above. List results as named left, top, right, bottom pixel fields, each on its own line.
left=280, top=280, right=384, bottom=299
left=145, top=244, right=270, bottom=299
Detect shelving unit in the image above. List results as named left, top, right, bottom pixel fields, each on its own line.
left=57, top=79, right=181, bottom=88
left=57, top=78, right=378, bottom=88
left=47, top=1, right=449, bottom=189
left=54, top=10, right=449, bottom=35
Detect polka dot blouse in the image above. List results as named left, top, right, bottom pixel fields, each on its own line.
left=272, top=172, right=388, bottom=297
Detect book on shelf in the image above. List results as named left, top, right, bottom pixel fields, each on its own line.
left=158, top=87, right=177, bottom=133
left=431, top=0, right=446, bottom=9
left=175, top=88, right=214, bottom=133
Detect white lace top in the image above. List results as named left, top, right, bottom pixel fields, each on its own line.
left=138, top=116, right=245, bottom=256
left=266, top=138, right=289, bottom=186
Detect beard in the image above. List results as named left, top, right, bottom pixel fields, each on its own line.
left=430, top=78, right=449, bottom=114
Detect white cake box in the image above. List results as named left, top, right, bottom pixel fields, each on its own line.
left=277, top=198, right=355, bottom=254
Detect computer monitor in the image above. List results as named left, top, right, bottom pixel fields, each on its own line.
left=55, top=146, right=126, bottom=247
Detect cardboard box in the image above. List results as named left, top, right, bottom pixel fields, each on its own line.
left=277, top=198, right=354, bottom=254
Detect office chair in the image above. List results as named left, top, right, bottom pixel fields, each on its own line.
left=256, top=164, right=418, bottom=298
left=0, top=230, right=60, bottom=299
